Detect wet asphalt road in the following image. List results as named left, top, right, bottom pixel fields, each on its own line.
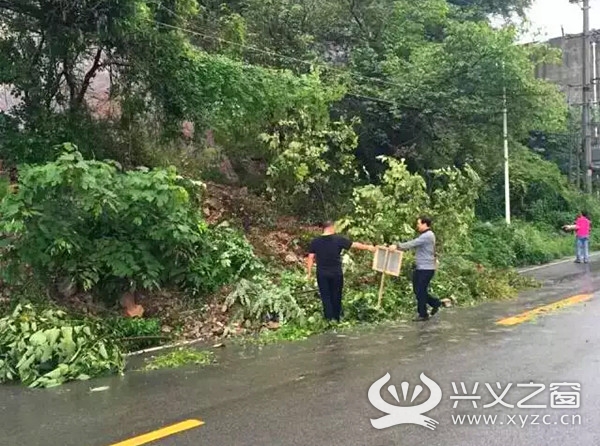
left=1, top=257, right=600, bottom=446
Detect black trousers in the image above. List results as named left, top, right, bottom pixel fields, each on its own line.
left=317, top=273, right=344, bottom=321
left=412, top=269, right=441, bottom=318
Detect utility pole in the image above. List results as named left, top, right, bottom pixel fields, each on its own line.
left=582, top=0, right=592, bottom=192
left=593, top=41, right=598, bottom=107
left=570, top=0, right=593, bottom=192
left=593, top=40, right=599, bottom=183
left=503, top=61, right=511, bottom=225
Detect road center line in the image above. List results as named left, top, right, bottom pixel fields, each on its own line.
left=109, top=419, right=204, bottom=446
left=497, top=294, right=593, bottom=326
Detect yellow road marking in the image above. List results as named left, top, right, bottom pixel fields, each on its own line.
left=497, top=294, right=593, bottom=326
left=110, top=419, right=204, bottom=446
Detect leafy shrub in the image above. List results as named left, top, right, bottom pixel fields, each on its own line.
left=339, top=156, right=480, bottom=254
left=430, top=258, right=481, bottom=304
left=260, top=112, right=360, bottom=217
left=0, top=176, right=8, bottom=202
left=225, top=255, right=539, bottom=339
left=0, top=144, right=259, bottom=298
left=183, top=225, right=261, bottom=295
left=344, top=285, right=405, bottom=322
left=225, top=273, right=306, bottom=324
left=470, top=221, right=574, bottom=267
left=477, top=146, right=600, bottom=232
left=0, top=304, right=124, bottom=388
left=343, top=257, right=535, bottom=323
left=0, top=144, right=201, bottom=292
left=343, top=289, right=383, bottom=322
left=435, top=260, right=520, bottom=303
left=105, top=317, right=163, bottom=352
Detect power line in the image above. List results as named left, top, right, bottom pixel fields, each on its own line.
left=150, top=20, right=538, bottom=117
left=152, top=6, right=411, bottom=91
left=152, top=2, right=547, bottom=99
left=150, top=1, right=566, bottom=116
left=153, top=20, right=407, bottom=94
left=153, top=17, right=554, bottom=101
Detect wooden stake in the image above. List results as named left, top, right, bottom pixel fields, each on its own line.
left=377, top=249, right=390, bottom=308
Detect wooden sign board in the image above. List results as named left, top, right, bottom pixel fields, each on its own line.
left=372, top=247, right=403, bottom=277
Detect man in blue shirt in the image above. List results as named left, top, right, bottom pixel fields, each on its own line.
left=307, top=221, right=375, bottom=322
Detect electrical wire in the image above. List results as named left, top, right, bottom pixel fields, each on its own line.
left=150, top=1, right=563, bottom=111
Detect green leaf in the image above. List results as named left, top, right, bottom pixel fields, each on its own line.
left=29, top=331, right=47, bottom=345
left=98, top=344, right=108, bottom=360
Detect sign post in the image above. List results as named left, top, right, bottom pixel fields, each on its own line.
left=372, top=247, right=403, bottom=308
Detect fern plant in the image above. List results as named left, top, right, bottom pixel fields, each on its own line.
left=226, top=275, right=305, bottom=324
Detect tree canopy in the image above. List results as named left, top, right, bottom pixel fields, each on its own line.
left=0, top=0, right=569, bottom=202
left=0, top=0, right=341, bottom=164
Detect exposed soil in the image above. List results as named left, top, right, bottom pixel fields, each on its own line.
left=141, top=290, right=235, bottom=342
left=0, top=183, right=319, bottom=345
left=203, top=182, right=320, bottom=265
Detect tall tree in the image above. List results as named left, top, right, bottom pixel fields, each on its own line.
left=0, top=0, right=338, bottom=164
left=447, top=0, right=533, bottom=16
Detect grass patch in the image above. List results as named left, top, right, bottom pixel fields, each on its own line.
left=143, top=348, right=216, bottom=371
left=259, top=322, right=350, bottom=344
left=234, top=319, right=362, bottom=348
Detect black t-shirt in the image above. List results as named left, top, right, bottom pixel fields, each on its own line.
left=309, top=234, right=353, bottom=276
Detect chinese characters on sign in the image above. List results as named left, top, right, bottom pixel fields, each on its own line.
left=450, top=381, right=581, bottom=409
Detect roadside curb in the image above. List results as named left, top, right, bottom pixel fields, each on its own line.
left=517, top=252, right=600, bottom=274
left=125, top=338, right=207, bottom=357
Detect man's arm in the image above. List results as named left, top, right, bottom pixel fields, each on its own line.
left=338, top=236, right=375, bottom=252
left=351, top=242, right=376, bottom=252
left=564, top=219, right=579, bottom=231
left=306, top=253, right=315, bottom=279
left=392, top=233, right=426, bottom=251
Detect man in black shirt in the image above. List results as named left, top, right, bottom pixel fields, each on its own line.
left=307, top=221, right=375, bottom=322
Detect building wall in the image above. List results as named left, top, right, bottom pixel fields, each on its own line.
left=535, top=31, right=600, bottom=105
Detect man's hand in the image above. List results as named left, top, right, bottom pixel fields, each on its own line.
left=368, top=245, right=377, bottom=252
left=388, top=244, right=397, bottom=251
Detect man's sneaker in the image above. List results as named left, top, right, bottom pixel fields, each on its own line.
left=413, top=316, right=429, bottom=322
left=430, top=306, right=440, bottom=317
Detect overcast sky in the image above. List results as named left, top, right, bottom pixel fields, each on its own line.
left=521, top=0, right=600, bottom=41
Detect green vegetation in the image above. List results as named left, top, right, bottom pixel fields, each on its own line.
left=0, top=0, right=596, bottom=387
left=0, top=304, right=124, bottom=388
left=106, top=317, right=164, bottom=351
left=0, top=144, right=260, bottom=299
left=471, top=222, right=576, bottom=268
left=143, top=348, right=216, bottom=371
